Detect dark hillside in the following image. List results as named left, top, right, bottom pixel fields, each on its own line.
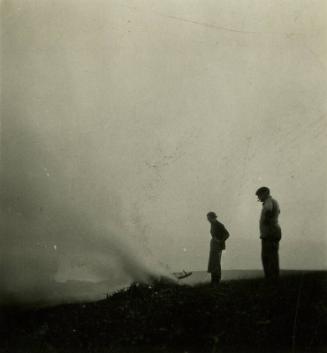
left=1, top=272, right=326, bottom=353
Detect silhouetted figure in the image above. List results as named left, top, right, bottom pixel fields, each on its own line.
left=207, top=212, right=230, bottom=287
left=256, top=187, right=282, bottom=280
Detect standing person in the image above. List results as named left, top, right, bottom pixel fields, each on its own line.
left=255, top=187, right=282, bottom=280
left=207, top=212, right=230, bottom=287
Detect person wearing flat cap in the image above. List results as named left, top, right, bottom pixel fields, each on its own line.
left=207, top=212, right=230, bottom=287
left=255, top=187, right=282, bottom=280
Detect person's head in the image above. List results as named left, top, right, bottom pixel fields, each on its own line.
left=207, top=211, right=217, bottom=223
left=255, top=186, right=270, bottom=202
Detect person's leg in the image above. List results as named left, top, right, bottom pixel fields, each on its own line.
left=275, top=249, right=280, bottom=277
left=211, top=272, right=217, bottom=285
left=261, top=240, right=270, bottom=279
left=211, top=273, right=220, bottom=286
left=270, top=242, right=280, bottom=279
left=217, top=251, right=222, bottom=282
left=211, top=251, right=222, bottom=286
left=263, top=241, right=279, bottom=280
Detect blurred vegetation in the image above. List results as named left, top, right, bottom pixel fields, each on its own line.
left=1, top=272, right=326, bottom=353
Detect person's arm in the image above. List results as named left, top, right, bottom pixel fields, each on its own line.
left=223, top=226, right=230, bottom=241
left=262, top=199, right=274, bottom=223
left=213, top=223, right=229, bottom=241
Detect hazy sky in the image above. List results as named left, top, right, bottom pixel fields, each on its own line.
left=1, top=0, right=326, bottom=296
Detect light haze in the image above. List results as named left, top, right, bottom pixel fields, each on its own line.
left=1, top=0, right=326, bottom=301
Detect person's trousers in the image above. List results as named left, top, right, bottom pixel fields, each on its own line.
left=208, top=250, right=222, bottom=285
left=211, top=272, right=221, bottom=286
left=261, top=239, right=280, bottom=279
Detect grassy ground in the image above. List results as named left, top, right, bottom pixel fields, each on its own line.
left=1, top=271, right=326, bottom=353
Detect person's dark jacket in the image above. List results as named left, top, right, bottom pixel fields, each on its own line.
left=260, top=196, right=281, bottom=241
left=210, top=220, right=230, bottom=250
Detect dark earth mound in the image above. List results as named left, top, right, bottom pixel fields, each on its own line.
left=1, top=271, right=326, bottom=353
